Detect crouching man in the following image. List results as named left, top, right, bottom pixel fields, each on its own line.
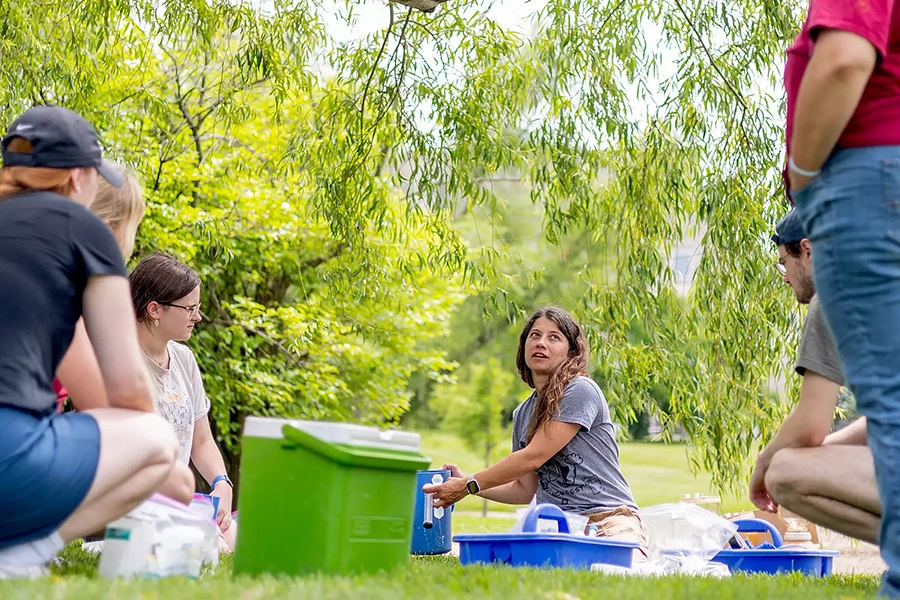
left=749, top=209, right=880, bottom=544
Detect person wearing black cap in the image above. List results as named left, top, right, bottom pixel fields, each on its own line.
left=748, top=209, right=880, bottom=545
left=0, top=106, right=181, bottom=578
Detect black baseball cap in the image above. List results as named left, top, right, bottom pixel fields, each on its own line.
left=1, top=105, right=123, bottom=187
left=771, top=208, right=806, bottom=246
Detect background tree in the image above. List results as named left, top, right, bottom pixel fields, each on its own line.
left=431, top=358, right=514, bottom=515
left=0, top=0, right=808, bottom=493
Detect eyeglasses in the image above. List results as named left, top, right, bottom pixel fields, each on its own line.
left=774, top=261, right=787, bottom=276
left=161, top=302, right=202, bottom=317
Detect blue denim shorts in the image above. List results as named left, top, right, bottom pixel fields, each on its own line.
left=0, top=405, right=100, bottom=549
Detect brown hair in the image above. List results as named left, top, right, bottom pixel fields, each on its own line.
left=783, top=241, right=804, bottom=258
left=0, top=139, right=74, bottom=199
left=516, top=306, right=590, bottom=442
left=92, top=168, right=145, bottom=259
left=129, top=252, right=201, bottom=323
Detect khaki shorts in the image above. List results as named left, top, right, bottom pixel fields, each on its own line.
left=584, top=505, right=649, bottom=559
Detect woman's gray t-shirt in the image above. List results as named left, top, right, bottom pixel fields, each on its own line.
left=512, top=376, right=637, bottom=515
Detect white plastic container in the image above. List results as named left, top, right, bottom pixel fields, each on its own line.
left=782, top=530, right=818, bottom=550
left=98, top=512, right=156, bottom=578
left=98, top=494, right=218, bottom=579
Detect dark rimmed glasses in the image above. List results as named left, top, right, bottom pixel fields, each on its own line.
left=161, top=302, right=202, bottom=318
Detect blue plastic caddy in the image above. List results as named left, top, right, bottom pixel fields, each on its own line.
left=714, top=549, right=838, bottom=576
left=712, top=518, right=838, bottom=576
left=454, top=504, right=639, bottom=570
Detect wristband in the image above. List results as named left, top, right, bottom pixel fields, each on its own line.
left=210, top=474, right=233, bottom=490
left=788, top=157, right=820, bottom=178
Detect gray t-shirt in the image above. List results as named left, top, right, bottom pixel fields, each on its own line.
left=512, top=376, right=638, bottom=515
left=795, top=295, right=845, bottom=385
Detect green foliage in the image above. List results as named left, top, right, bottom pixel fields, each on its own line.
left=432, top=358, right=514, bottom=464
left=404, top=179, right=613, bottom=431
left=0, top=0, right=813, bottom=492
left=430, top=358, right=515, bottom=514
left=0, top=3, right=469, bottom=479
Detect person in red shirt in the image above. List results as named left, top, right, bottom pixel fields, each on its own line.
left=785, top=1, right=900, bottom=593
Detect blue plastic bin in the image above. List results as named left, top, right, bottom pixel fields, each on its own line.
left=711, top=518, right=838, bottom=576
left=713, top=549, right=838, bottom=576
left=454, top=503, right=639, bottom=570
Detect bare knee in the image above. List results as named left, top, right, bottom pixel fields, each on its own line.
left=164, top=462, right=196, bottom=504
left=766, top=448, right=804, bottom=506
left=136, top=413, right=179, bottom=468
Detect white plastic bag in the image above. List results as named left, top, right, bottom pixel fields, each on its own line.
left=639, top=503, right=737, bottom=575
left=589, top=504, right=735, bottom=578
left=510, top=498, right=590, bottom=536
left=98, top=494, right=219, bottom=579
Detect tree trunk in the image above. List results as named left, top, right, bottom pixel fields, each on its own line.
left=482, top=437, right=492, bottom=517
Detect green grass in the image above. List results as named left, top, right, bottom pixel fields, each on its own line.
left=453, top=514, right=516, bottom=533
left=0, top=541, right=878, bottom=599
left=418, top=430, right=753, bottom=514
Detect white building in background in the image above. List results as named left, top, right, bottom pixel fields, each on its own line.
left=668, top=220, right=705, bottom=297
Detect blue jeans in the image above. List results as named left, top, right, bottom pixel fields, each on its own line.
left=794, top=146, right=900, bottom=596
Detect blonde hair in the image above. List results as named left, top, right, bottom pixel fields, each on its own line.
left=92, top=168, right=145, bottom=259
left=0, top=139, right=74, bottom=199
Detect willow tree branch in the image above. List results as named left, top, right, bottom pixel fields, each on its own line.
left=210, top=316, right=309, bottom=368
left=360, top=3, right=395, bottom=134
left=671, top=0, right=748, bottom=111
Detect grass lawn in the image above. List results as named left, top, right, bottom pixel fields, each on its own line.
left=0, top=538, right=879, bottom=600
left=419, top=430, right=753, bottom=514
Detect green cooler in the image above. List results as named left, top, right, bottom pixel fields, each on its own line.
left=233, top=417, right=430, bottom=576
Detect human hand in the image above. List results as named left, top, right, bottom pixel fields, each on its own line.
left=442, top=463, right=465, bottom=478
left=211, top=483, right=234, bottom=531
left=749, top=456, right=778, bottom=513
left=422, top=476, right=469, bottom=509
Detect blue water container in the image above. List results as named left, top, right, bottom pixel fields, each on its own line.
left=411, top=469, right=453, bottom=555
left=454, top=503, right=639, bottom=569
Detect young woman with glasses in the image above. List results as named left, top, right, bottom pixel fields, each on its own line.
left=129, top=252, right=237, bottom=551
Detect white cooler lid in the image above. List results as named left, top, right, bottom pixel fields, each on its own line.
left=243, top=417, right=421, bottom=453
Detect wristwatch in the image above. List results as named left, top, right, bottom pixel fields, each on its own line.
left=465, top=475, right=481, bottom=496
left=210, top=474, right=233, bottom=490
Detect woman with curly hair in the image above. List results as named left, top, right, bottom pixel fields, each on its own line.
left=424, top=306, right=645, bottom=551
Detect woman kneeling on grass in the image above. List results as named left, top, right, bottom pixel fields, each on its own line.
left=424, top=306, right=647, bottom=555
left=0, top=106, right=181, bottom=578
left=129, top=252, right=237, bottom=551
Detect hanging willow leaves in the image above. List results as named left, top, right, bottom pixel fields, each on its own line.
left=0, top=0, right=807, bottom=491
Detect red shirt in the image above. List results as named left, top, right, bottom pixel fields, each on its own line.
left=785, top=0, right=900, bottom=158
left=52, top=377, right=67, bottom=413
